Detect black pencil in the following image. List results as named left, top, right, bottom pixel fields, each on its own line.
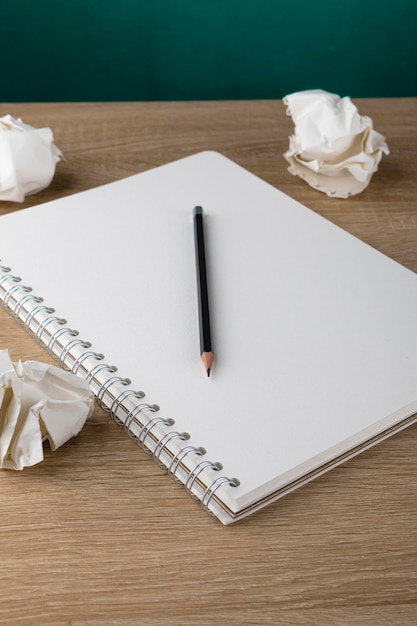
left=193, top=205, right=214, bottom=377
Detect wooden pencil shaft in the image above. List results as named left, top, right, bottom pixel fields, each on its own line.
left=193, top=206, right=213, bottom=355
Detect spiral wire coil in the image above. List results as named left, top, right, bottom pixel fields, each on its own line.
left=0, top=260, right=239, bottom=516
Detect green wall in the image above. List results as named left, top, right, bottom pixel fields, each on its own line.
left=1, top=1, right=416, bottom=101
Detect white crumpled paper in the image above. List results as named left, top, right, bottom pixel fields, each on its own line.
left=0, top=114, right=63, bottom=202
left=283, top=89, right=389, bottom=198
left=0, top=350, right=93, bottom=470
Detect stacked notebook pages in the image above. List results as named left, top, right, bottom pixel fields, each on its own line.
left=1, top=151, right=417, bottom=524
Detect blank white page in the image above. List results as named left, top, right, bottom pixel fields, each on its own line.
left=1, top=152, right=417, bottom=515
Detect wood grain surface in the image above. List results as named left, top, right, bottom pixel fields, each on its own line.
left=0, top=100, right=416, bottom=625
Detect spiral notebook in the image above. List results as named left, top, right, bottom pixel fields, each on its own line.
left=1, top=151, right=417, bottom=524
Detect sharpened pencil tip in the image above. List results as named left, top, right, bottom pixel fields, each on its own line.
left=201, top=351, right=214, bottom=378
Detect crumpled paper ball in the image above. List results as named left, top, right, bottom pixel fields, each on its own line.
left=0, top=349, right=93, bottom=470
left=0, top=114, right=63, bottom=202
left=283, top=89, right=389, bottom=198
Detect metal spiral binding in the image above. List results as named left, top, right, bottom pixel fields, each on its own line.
left=35, top=315, right=67, bottom=344
left=185, top=460, right=223, bottom=500
left=110, top=389, right=146, bottom=426
left=168, top=445, right=206, bottom=483
left=96, top=375, right=131, bottom=411
left=71, top=351, right=104, bottom=375
left=3, top=282, right=32, bottom=307
left=47, top=326, right=79, bottom=357
left=59, top=338, right=92, bottom=370
left=201, top=476, right=241, bottom=515
left=153, top=430, right=190, bottom=468
left=0, top=273, right=21, bottom=289
left=14, top=293, right=43, bottom=321
left=122, top=401, right=155, bottom=436
left=24, top=305, right=55, bottom=333
left=137, top=415, right=174, bottom=453
left=86, top=362, right=117, bottom=385
left=0, top=260, right=240, bottom=517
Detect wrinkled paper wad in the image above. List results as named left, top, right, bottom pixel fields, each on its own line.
left=0, top=114, right=63, bottom=202
left=0, top=350, right=93, bottom=469
left=283, top=90, right=389, bottom=198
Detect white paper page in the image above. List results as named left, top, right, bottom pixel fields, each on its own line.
left=1, top=152, right=417, bottom=511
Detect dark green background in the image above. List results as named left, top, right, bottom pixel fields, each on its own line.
left=2, top=1, right=416, bottom=101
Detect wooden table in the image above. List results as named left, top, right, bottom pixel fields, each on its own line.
left=1, top=100, right=416, bottom=625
